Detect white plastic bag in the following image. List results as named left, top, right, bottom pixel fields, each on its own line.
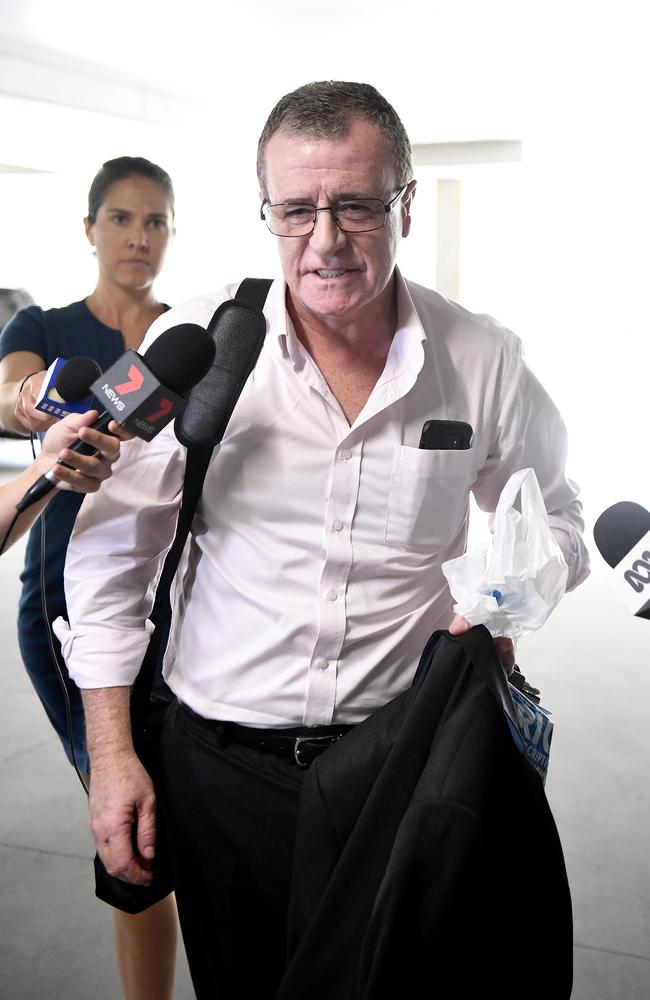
left=442, top=468, right=568, bottom=639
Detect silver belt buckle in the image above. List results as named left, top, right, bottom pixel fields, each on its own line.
left=293, top=734, right=338, bottom=767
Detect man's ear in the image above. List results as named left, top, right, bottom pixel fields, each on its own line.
left=401, top=180, right=417, bottom=239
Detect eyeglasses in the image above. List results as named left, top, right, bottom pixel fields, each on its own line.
left=260, top=184, right=410, bottom=238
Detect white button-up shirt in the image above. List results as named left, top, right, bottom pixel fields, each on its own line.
left=55, top=271, right=589, bottom=728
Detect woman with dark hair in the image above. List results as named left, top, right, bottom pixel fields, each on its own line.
left=0, top=156, right=178, bottom=1000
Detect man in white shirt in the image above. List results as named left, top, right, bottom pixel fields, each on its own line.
left=57, top=81, right=589, bottom=997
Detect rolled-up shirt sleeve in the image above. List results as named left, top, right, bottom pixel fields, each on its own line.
left=53, top=424, right=187, bottom=689
left=472, top=337, right=590, bottom=592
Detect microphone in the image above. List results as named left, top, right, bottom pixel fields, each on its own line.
left=175, top=298, right=266, bottom=449
left=593, top=501, right=650, bottom=619
left=82, top=324, right=216, bottom=446
left=15, top=324, right=216, bottom=513
left=34, top=356, right=102, bottom=418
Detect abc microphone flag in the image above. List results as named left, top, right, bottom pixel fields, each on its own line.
left=593, top=501, right=650, bottom=617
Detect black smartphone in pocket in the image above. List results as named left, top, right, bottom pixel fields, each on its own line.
left=418, top=420, right=473, bottom=450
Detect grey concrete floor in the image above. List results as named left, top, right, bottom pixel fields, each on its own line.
left=0, top=486, right=194, bottom=1000
left=0, top=487, right=648, bottom=998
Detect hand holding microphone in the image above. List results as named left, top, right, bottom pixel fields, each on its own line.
left=16, top=324, right=216, bottom=513
left=14, top=355, right=103, bottom=433
left=15, top=370, right=53, bottom=433
left=0, top=411, right=129, bottom=557
left=37, top=410, right=125, bottom=494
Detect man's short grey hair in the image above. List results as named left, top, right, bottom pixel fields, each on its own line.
left=257, top=81, right=413, bottom=195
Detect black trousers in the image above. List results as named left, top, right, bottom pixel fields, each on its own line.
left=158, top=701, right=307, bottom=999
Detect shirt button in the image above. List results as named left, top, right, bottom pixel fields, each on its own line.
left=317, top=658, right=329, bottom=671
left=332, top=520, right=344, bottom=532
left=341, top=450, right=352, bottom=461
left=326, top=589, right=338, bottom=602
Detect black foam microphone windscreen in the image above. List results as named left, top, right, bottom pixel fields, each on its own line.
left=593, top=501, right=650, bottom=567
left=55, top=357, right=102, bottom=402
left=143, top=324, right=216, bottom=397
left=175, top=300, right=267, bottom=449
left=593, top=500, right=650, bottom=621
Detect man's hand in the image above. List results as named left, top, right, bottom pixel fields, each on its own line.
left=449, top=614, right=516, bottom=672
left=14, top=371, right=57, bottom=433
left=88, top=750, right=157, bottom=886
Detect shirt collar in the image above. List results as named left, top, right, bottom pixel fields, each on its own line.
left=386, top=266, right=427, bottom=378
left=268, top=266, right=426, bottom=373
left=262, top=276, right=306, bottom=370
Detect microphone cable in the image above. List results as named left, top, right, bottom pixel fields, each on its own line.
left=0, top=432, right=38, bottom=556
left=0, top=428, right=86, bottom=786
left=39, top=499, right=90, bottom=793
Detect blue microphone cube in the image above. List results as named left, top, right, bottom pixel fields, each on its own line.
left=34, top=358, right=95, bottom=418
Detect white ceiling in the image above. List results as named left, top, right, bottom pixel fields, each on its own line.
left=1, top=0, right=647, bottom=156
left=0, top=0, right=606, bottom=143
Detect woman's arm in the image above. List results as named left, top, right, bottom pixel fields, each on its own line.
left=0, top=351, right=55, bottom=434
left=0, top=410, right=123, bottom=551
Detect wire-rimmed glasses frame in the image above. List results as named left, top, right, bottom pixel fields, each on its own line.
left=260, top=184, right=410, bottom=238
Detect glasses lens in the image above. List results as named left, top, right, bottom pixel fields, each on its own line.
left=262, top=197, right=391, bottom=236
left=334, top=199, right=386, bottom=232
left=264, top=203, right=315, bottom=236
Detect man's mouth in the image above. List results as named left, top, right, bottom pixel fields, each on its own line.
left=315, top=269, right=349, bottom=278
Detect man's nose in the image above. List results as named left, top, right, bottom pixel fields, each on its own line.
left=308, top=209, right=347, bottom=255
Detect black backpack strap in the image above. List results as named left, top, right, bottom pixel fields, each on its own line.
left=235, top=277, right=273, bottom=310
left=130, top=278, right=273, bottom=736
left=130, top=444, right=213, bottom=735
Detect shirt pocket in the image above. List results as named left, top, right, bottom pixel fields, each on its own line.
left=385, top=446, right=475, bottom=550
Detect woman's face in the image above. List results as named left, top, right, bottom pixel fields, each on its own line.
left=84, top=175, right=174, bottom=291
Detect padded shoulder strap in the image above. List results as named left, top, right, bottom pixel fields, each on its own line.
left=131, top=278, right=272, bottom=731
left=235, top=277, right=273, bottom=310
left=175, top=277, right=272, bottom=450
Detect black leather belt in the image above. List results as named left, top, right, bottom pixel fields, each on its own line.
left=224, top=721, right=354, bottom=767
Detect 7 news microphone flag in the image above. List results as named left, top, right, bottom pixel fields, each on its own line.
left=15, top=324, right=215, bottom=514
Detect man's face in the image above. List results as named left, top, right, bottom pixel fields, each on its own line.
left=261, top=118, right=414, bottom=329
